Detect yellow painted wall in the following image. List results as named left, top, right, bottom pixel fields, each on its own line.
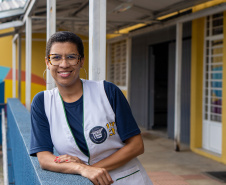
left=77, top=34, right=89, bottom=80
left=191, top=10, right=226, bottom=164
left=190, top=17, right=205, bottom=150
left=29, top=33, right=46, bottom=78
left=4, top=33, right=47, bottom=104
left=0, top=29, right=14, bottom=103
left=0, top=29, right=13, bottom=68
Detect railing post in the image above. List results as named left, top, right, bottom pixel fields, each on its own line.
left=2, top=108, right=8, bottom=185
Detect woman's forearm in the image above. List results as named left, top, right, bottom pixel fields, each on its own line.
left=37, top=151, right=113, bottom=185
left=92, top=134, right=144, bottom=171
left=37, top=151, right=82, bottom=174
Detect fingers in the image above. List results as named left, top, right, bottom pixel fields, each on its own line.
left=89, top=168, right=113, bottom=185
left=104, top=170, right=113, bottom=183
left=98, top=175, right=111, bottom=185
left=54, top=155, right=83, bottom=164
left=97, top=168, right=113, bottom=185
left=91, top=176, right=110, bottom=185
left=96, top=176, right=105, bottom=185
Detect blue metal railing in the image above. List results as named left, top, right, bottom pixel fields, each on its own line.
left=7, top=98, right=93, bottom=185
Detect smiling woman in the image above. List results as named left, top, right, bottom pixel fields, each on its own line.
left=29, top=31, right=153, bottom=185
left=45, top=42, right=83, bottom=91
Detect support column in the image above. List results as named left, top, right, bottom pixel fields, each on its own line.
left=174, top=22, right=183, bottom=151
left=89, top=0, right=106, bottom=80
left=46, top=0, right=56, bottom=90
left=12, top=34, right=18, bottom=98
left=25, top=17, right=32, bottom=111
left=17, top=34, right=21, bottom=101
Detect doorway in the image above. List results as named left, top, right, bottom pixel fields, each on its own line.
left=149, top=42, right=168, bottom=131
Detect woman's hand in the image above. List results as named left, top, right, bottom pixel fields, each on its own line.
left=78, top=165, right=114, bottom=185
left=37, top=151, right=113, bottom=184
left=54, top=154, right=84, bottom=164
left=53, top=155, right=113, bottom=184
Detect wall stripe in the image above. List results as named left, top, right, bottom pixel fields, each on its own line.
left=0, top=66, right=10, bottom=83
left=5, top=68, right=45, bottom=86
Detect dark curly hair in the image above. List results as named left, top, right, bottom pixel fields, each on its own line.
left=46, top=31, right=84, bottom=58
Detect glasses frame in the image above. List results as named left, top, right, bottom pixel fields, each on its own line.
left=48, top=54, right=81, bottom=66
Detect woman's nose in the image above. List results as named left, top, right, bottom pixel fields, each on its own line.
left=59, top=58, right=70, bottom=67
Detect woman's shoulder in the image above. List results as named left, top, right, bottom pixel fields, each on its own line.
left=31, top=91, right=44, bottom=108
left=103, top=80, right=121, bottom=93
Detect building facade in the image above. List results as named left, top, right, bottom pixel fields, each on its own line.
left=0, top=0, right=226, bottom=164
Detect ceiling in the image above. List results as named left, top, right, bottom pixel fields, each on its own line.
left=0, top=0, right=213, bottom=35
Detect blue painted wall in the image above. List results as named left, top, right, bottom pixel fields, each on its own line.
left=0, top=66, right=10, bottom=83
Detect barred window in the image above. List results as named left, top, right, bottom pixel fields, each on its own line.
left=204, top=13, right=223, bottom=122
left=107, top=40, right=127, bottom=87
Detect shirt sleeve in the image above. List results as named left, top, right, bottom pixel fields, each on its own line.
left=104, top=81, right=141, bottom=142
left=30, top=91, right=54, bottom=156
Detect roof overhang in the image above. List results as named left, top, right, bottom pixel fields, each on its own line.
left=0, top=0, right=223, bottom=38
left=129, top=2, right=226, bottom=37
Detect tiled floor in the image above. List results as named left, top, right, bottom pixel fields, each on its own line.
left=147, top=171, right=222, bottom=185
left=148, top=171, right=190, bottom=185
left=1, top=129, right=226, bottom=185
left=139, top=128, right=226, bottom=185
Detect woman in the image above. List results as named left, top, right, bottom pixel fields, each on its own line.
left=30, top=31, right=153, bottom=185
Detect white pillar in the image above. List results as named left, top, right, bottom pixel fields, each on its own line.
left=17, top=34, right=21, bottom=101
left=46, top=0, right=56, bottom=90
left=25, top=17, right=32, bottom=111
left=174, top=22, right=183, bottom=151
left=89, top=0, right=106, bottom=80
left=1, top=108, right=8, bottom=185
left=12, top=34, right=18, bottom=98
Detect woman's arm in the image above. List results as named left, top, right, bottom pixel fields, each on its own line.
left=92, top=134, right=144, bottom=171
left=37, top=151, right=113, bottom=185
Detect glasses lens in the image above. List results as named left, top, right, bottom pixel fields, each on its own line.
left=49, top=54, right=80, bottom=65
left=67, top=54, right=79, bottom=60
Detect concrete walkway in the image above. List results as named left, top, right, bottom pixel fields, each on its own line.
left=139, top=128, right=226, bottom=185
left=0, top=130, right=226, bottom=185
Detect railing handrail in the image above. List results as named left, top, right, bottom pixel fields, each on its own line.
left=7, top=98, right=93, bottom=185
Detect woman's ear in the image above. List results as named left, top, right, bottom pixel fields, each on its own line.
left=45, top=57, right=50, bottom=70
left=80, top=57, right=85, bottom=68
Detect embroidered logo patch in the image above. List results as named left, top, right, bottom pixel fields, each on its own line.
left=106, top=122, right=116, bottom=136
left=89, top=126, right=107, bottom=144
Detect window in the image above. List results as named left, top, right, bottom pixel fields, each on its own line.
left=107, top=40, right=127, bottom=88
left=204, top=13, right=223, bottom=122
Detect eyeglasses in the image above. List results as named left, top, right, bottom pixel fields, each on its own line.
left=48, top=54, right=81, bottom=66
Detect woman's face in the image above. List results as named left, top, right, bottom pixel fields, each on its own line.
left=45, top=42, right=84, bottom=88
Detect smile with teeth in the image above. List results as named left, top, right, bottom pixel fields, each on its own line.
left=58, top=71, right=72, bottom=77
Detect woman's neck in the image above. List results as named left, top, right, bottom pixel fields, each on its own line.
left=57, top=79, right=83, bottom=103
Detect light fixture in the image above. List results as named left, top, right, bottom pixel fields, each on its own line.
left=112, top=2, right=133, bottom=13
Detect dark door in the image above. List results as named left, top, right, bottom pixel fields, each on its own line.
left=149, top=42, right=168, bottom=130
